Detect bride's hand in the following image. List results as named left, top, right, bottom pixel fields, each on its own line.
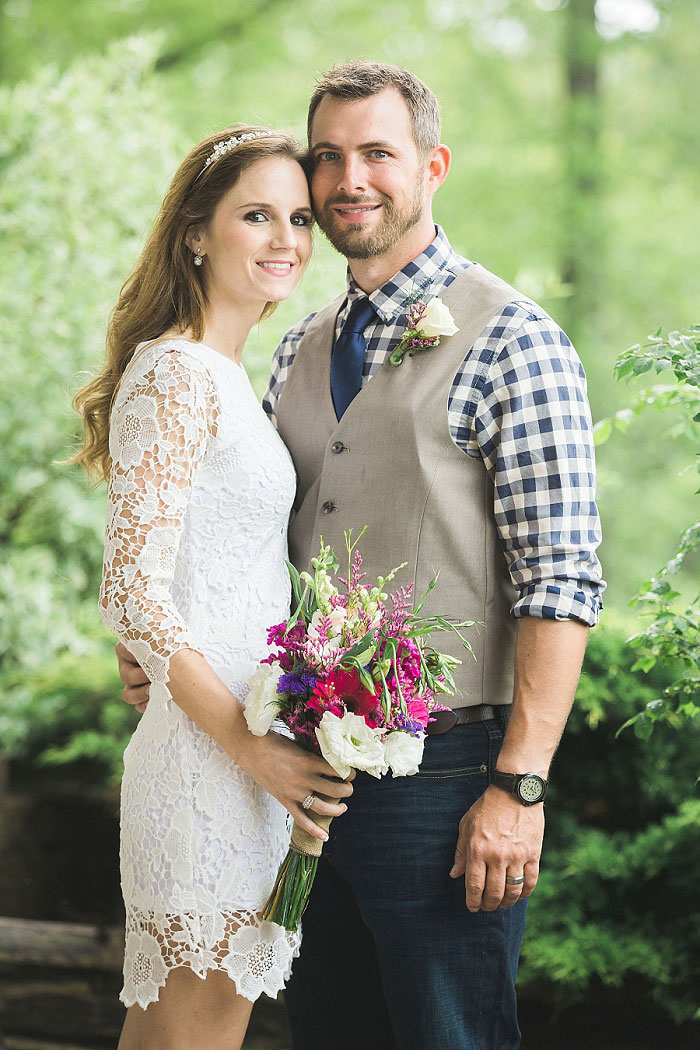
left=235, top=731, right=354, bottom=841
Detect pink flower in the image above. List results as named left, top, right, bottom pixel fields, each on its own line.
left=266, top=622, right=289, bottom=646
left=307, top=689, right=344, bottom=719
left=311, top=668, right=383, bottom=729
left=262, top=621, right=310, bottom=671
left=406, top=698, right=431, bottom=728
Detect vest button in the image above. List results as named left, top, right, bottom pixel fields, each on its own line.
left=331, top=442, right=345, bottom=454
left=322, top=500, right=336, bottom=514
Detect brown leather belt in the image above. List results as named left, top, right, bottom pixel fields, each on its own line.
left=426, top=704, right=503, bottom=735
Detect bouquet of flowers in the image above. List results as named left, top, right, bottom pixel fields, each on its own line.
left=244, top=529, right=474, bottom=932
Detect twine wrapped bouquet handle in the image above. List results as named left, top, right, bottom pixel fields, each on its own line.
left=290, top=792, right=340, bottom=857
left=262, top=792, right=340, bottom=929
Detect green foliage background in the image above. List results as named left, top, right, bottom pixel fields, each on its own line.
left=1, top=0, right=699, bottom=1030
left=524, top=623, right=700, bottom=1024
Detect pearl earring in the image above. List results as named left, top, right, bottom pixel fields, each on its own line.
left=194, top=248, right=203, bottom=267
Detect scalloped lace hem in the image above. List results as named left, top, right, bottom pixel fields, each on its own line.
left=119, top=908, right=301, bottom=1009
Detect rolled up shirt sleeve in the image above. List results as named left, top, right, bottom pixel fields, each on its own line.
left=473, top=309, right=605, bottom=626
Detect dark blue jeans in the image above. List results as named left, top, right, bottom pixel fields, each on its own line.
left=285, top=718, right=527, bottom=1050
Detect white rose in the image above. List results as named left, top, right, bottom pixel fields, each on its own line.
left=243, top=662, right=284, bottom=736
left=384, top=730, right=425, bottom=777
left=419, top=298, right=459, bottom=339
left=315, top=711, right=387, bottom=779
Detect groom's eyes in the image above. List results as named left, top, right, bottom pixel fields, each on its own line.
left=314, top=149, right=391, bottom=164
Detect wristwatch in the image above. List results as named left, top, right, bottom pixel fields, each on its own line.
left=490, top=770, right=547, bottom=806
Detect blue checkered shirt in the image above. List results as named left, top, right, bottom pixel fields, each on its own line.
left=264, top=226, right=605, bottom=626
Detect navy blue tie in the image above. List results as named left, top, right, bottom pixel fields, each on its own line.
left=330, top=297, right=376, bottom=420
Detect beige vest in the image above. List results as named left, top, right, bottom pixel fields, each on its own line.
left=276, top=265, right=519, bottom=708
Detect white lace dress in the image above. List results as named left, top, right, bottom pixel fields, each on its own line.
left=100, top=339, right=300, bottom=1009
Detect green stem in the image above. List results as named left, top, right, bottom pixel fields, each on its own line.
left=261, top=847, right=319, bottom=932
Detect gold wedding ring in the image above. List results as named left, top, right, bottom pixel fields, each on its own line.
left=301, top=794, right=315, bottom=811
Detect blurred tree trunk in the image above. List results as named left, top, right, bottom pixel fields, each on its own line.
left=560, top=0, right=604, bottom=343
left=155, top=0, right=287, bottom=71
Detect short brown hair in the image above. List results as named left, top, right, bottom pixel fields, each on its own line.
left=307, top=60, right=441, bottom=157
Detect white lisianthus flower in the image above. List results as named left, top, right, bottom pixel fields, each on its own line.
left=244, top=662, right=284, bottom=736
left=384, top=730, right=425, bottom=777
left=316, top=711, right=387, bottom=779
left=419, top=297, right=459, bottom=339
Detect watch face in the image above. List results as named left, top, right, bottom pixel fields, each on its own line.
left=518, top=774, right=545, bottom=803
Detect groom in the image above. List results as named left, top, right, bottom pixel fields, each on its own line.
left=119, top=61, right=604, bottom=1049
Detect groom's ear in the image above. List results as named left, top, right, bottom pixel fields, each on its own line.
left=425, top=145, right=451, bottom=198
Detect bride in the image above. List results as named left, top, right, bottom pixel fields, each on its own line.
left=73, top=126, right=352, bottom=1050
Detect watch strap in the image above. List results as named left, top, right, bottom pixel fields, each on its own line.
left=491, top=770, right=519, bottom=794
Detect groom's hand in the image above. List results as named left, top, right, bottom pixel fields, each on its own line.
left=449, top=786, right=543, bottom=911
left=115, top=641, right=150, bottom=713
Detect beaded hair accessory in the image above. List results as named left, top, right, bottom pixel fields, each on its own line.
left=196, top=130, right=272, bottom=179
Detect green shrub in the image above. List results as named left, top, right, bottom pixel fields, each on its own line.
left=597, top=327, right=700, bottom=736
left=0, top=631, right=137, bottom=785
left=521, top=622, right=700, bottom=1024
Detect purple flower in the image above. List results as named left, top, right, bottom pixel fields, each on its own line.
left=278, top=671, right=318, bottom=695
left=395, top=712, right=425, bottom=737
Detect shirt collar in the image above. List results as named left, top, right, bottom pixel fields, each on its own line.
left=344, top=225, right=468, bottom=323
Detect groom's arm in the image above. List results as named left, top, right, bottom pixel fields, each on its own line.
left=449, top=305, right=604, bottom=910
left=450, top=617, right=587, bottom=910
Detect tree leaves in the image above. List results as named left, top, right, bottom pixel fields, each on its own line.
left=612, top=327, right=700, bottom=748
left=0, top=40, right=181, bottom=756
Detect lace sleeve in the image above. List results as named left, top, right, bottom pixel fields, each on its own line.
left=100, top=347, right=217, bottom=688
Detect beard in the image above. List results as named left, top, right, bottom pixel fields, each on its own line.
left=315, top=182, right=425, bottom=260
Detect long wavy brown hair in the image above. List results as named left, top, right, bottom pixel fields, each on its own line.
left=73, top=125, right=308, bottom=482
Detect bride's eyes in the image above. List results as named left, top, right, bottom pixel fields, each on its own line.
left=243, top=210, right=313, bottom=227
left=244, top=210, right=268, bottom=223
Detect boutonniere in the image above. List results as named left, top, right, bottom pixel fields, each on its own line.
left=389, top=296, right=459, bottom=366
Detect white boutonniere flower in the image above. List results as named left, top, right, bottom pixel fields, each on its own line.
left=389, top=295, right=459, bottom=366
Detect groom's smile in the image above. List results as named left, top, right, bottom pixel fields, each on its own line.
left=332, top=198, right=383, bottom=224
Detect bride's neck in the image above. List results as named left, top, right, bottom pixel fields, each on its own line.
left=200, top=293, right=262, bottom=364
left=164, top=296, right=263, bottom=366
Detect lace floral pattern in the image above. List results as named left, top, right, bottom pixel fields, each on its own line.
left=101, top=341, right=300, bottom=1007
